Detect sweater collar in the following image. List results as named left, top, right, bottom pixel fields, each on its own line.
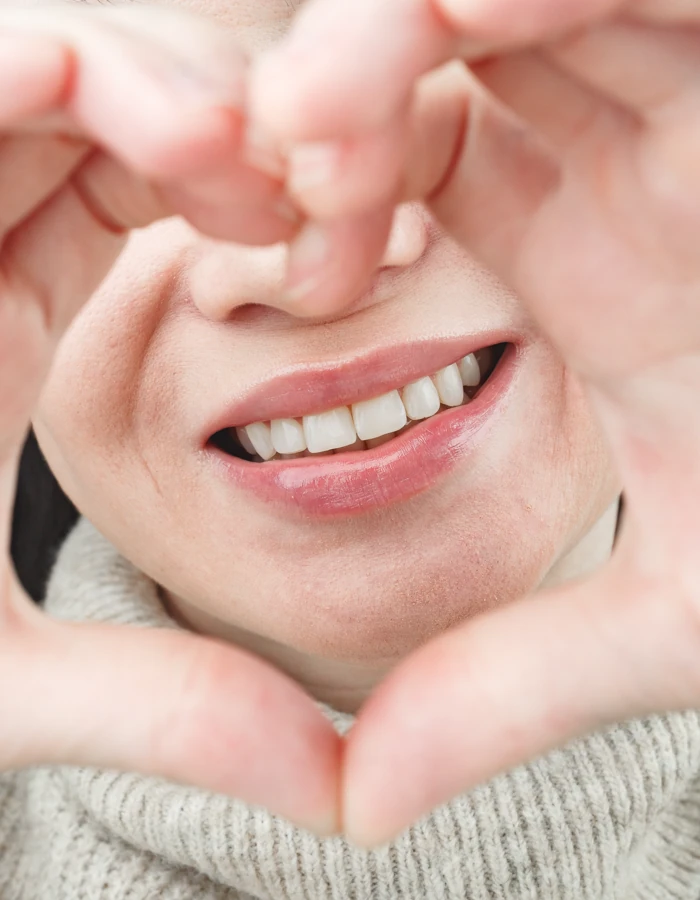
left=46, top=519, right=700, bottom=899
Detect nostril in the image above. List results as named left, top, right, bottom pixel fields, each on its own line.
left=227, top=303, right=281, bottom=326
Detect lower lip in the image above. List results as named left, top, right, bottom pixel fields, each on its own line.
left=207, top=344, right=519, bottom=516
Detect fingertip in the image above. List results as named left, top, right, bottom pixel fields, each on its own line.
left=342, top=780, right=406, bottom=850
left=242, top=119, right=288, bottom=179
left=341, top=669, right=437, bottom=849
left=280, top=209, right=392, bottom=318
left=151, top=634, right=343, bottom=829
left=282, top=221, right=331, bottom=310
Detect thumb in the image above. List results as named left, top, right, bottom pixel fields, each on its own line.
left=342, top=543, right=699, bottom=846
left=1, top=594, right=341, bottom=834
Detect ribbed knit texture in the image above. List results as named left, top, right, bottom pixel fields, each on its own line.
left=3, top=520, right=700, bottom=899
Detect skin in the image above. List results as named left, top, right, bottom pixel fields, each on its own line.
left=2, top=0, right=698, bottom=853
left=32, top=0, right=618, bottom=715
left=252, top=0, right=700, bottom=844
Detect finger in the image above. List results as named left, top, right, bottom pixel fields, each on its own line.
left=426, top=91, right=561, bottom=287
left=158, top=164, right=301, bottom=245
left=0, top=166, right=131, bottom=466
left=0, top=33, right=72, bottom=123
left=76, top=137, right=300, bottom=245
left=1, top=7, right=245, bottom=179
left=544, top=20, right=700, bottom=119
left=631, top=0, right=700, bottom=25
left=472, top=50, right=628, bottom=155
left=0, top=135, right=90, bottom=235
left=277, top=69, right=545, bottom=316
left=2, top=165, right=134, bottom=342
left=287, top=63, right=469, bottom=221
left=1, top=7, right=296, bottom=241
left=0, top=584, right=340, bottom=833
left=342, top=548, right=700, bottom=846
left=288, top=110, right=409, bottom=219
left=251, top=0, right=457, bottom=141
left=436, top=0, right=620, bottom=41
left=281, top=207, right=393, bottom=317
left=250, top=0, right=625, bottom=143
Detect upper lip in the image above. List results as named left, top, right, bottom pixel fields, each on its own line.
left=203, top=332, right=515, bottom=442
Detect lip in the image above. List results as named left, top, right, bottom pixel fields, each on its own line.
left=205, top=341, right=520, bottom=516
left=202, top=332, right=517, bottom=436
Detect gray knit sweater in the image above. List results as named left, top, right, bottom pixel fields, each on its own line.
left=2, top=520, right=700, bottom=900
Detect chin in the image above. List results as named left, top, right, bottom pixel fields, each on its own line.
left=166, top=449, right=615, bottom=664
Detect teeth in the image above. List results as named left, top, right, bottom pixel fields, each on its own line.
left=270, top=418, right=306, bottom=454
left=234, top=346, right=498, bottom=461
left=401, top=376, right=440, bottom=421
left=352, top=390, right=407, bottom=441
left=433, top=364, right=464, bottom=407
left=458, top=353, right=480, bottom=387
left=236, top=426, right=256, bottom=456
left=303, top=406, right=357, bottom=453
left=245, top=422, right=276, bottom=460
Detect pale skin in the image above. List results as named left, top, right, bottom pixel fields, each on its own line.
left=0, top=0, right=696, bottom=852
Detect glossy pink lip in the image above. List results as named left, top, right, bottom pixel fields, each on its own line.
left=203, top=333, right=515, bottom=435
left=205, top=342, right=520, bottom=516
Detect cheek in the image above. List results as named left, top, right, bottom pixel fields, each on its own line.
left=32, top=223, right=193, bottom=534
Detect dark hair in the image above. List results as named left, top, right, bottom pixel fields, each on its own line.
left=10, top=430, right=80, bottom=604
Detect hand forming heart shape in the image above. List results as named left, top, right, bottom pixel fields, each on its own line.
left=3, top=0, right=700, bottom=850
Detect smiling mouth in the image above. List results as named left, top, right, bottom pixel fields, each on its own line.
left=210, top=343, right=507, bottom=463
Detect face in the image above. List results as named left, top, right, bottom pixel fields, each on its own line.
left=34, top=0, right=619, bottom=703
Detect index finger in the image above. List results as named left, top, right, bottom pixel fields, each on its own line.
left=250, top=0, right=626, bottom=142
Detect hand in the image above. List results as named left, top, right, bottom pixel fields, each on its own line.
left=0, top=5, right=339, bottom=834
left=252, top=0, right=700, bottom=844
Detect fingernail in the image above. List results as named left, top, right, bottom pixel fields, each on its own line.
left=290, top=222, right=328, bottom=270
left=290, top=142, right=341, bottom=192
left=244, top=121, right=288, bottom=179
left=283, top=223, right=329, bottom=304
left=283, top=273, right=327, bottom=306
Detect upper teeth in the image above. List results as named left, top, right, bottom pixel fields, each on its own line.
left=352, top=389, right=407, bottom=441
left=236, top=351, right=489, bottom=461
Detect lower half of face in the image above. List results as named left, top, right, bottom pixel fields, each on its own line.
left=33, top=219, right=619, bottom=667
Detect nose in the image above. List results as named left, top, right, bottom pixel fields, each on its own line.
left=188, top=242, right=287, bottom=323
left=189, top=203, right=429, bottom=324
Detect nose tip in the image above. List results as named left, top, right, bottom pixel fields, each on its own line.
left=189, top=242, right=286, bottom=323
left=189, top=204, right=430, bottom=325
